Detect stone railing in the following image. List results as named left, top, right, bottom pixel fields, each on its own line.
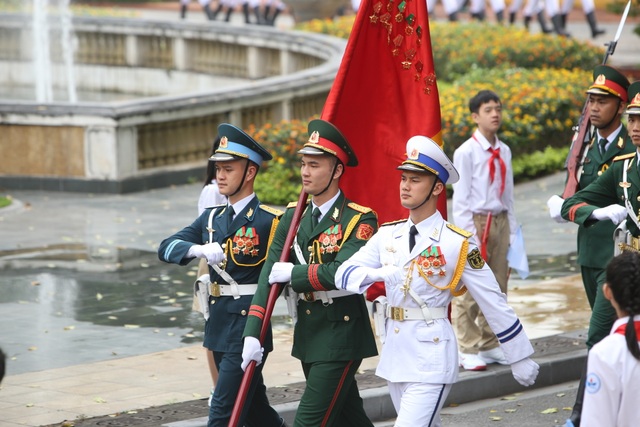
left=0, top=14, right=345, bottom=192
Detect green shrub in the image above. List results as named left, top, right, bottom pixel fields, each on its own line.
left=512, top=146, right=569, bottom=182
left=431, top=23, right=604, bottom=82
left=296, top=17, right=604, bottom=82
left=247, top=119, right=311, bottom=205
left=440, top=67, right=589, bottom=158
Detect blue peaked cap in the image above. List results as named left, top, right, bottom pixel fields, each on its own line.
left=210, top=123, right=272, bottom=165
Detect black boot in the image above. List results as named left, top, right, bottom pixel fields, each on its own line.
left=560, top=13, right=568, bottom=30
left=567, top=358, right=588, bottom=427
left=180, top=3, right=187, bottom=19
left=211, top=3, right=223, bottom=20
left=224, top=7, right=233, bottom=22
left=252, top=6, right=262, bottom=24
left=524, top=15, right=531, bottom=30
left=496, top=9, right=504, bottom=24
left=586, top=11, right=605, bottom=38
left=269, top=8, right=281, bottom=26
left=203, top=3, right=214, bottom=20
left=471, top=10, right=485, bottom=21
left=509, top=11, right=516, bottom=24
left=551, top=14, right=570, bottom=36
left=448, top=11, right=458, bottom=22
left=263, top=5, right=271, bottom=24
left=537, top=11, right=552, bottom=33
left=243, top=3, right=252, bottom=24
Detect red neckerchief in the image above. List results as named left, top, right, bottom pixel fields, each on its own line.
left=473, top=134, right=506, bottom=197
left=614, top=320, right=640, bottom=336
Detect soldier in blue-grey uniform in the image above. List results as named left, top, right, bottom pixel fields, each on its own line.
left=158, top=123, right=285, bottom=427
left=336, top=136, right=539, bottom=427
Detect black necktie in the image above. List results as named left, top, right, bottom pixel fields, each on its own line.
left=227, top=206, right=235, bottom=227
left=598, top=138, right=608, bottom=155
left=312, top=207, right=321, bottom=228
left=409, top=225, right=418, bottom=252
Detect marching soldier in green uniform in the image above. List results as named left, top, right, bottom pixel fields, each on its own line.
left=158, top=124, right=285, bottom=427
left=242, top=119, right=379, bottom=427
left=553, top=74, right=635, bottom=427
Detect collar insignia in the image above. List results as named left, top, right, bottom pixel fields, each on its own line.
left=332, top=207, right=339, bottom=220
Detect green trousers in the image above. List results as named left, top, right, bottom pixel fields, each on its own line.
left=581, top=265, right=617, bottom=349
left=293, top=359, right=373, bottom=427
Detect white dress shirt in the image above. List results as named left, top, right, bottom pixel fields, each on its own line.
left=582, top=315, right=640, bottom=427
left=452, top=129, right=517, bottom=239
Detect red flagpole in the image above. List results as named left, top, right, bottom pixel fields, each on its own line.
left=228, top=190, right=308, bottom=427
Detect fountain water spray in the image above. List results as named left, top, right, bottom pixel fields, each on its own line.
left=31, top=0, right=77, bottom=103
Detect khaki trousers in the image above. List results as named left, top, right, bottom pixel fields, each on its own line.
left=453, top=211, right=510, bottom=354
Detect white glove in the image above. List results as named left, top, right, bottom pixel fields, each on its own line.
left=268, top=262, right=294, bottom=285
left=241, top=336, right=263, bottom=371
left=511, top=357, right=539, bottom=387
left=546, top=195, right=567, bottom=223
left=365, top=265, right=404, bottom=286
left=191, top=243, right=226, bottom=266
left=592, top=204, right=627, bottom=224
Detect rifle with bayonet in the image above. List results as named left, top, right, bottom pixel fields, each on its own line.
left=561, top=0, right=631, bottom=199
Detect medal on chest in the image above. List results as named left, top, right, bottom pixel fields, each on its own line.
left=232, top=226, right=260, bottom=256
left=416, top=246, right=447, bottom=276
left=318, top=224, right=342, bottom=254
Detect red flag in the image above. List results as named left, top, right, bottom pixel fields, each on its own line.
left=321, top=0, right=446, bottom=224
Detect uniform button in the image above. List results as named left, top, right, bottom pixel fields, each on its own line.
left=433, top=337, right=440, bottom=343
left=211, top=300, right=216, bottom=305
left=394, top=327, right=399, bottom=333
left=343, top=316, right=350, bottom=321
left=598, top=171, right=603, bottom=176
left=241, top=310, right=247, bottom=316
left=637, top=196, right=640, bottom=202
left=306, top=309, right=311, bottom=315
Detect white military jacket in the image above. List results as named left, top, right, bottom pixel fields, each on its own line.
left=336, top=211, right=534, bottom=384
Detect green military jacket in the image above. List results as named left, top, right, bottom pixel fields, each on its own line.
left=244, top=191, right=379, bottom=363
left=562, top=151, right=640, bottom=238
left=573, top=127, right=632, bottom=268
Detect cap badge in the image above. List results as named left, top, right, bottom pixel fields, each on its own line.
left=409, top=148, right=419, bottom=160
left=594, top=74, right=606, bottom=85
left=309, top=131, right=320, bottom=144
left=220, top=136, right=228, bottom=148
left=633, top=93, right=640, bottom=105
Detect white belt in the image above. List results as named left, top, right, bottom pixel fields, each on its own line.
left=298, top=289, right=352, bottom=303
left=386, top=305, right=447, bottom=322
left=209, top=283, right=257, bottom=297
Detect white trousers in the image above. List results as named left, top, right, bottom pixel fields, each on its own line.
left=389, top=382, right=453, bottom=427
left=427, top=0, right=460, bottom=15
left=469, top=0, right=506, bottom=14
left=181, top=0, right=211, bottom=6
left=562, top=0, right=595, bottom=14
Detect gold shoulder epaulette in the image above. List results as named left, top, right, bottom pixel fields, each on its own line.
left=381, top=219, right=408, bottom=227
left=613, top=153, right=635, bottom=162
left=259, top=205, right=284, bottom=217
left=286, top=200, right=310, bottom=209
left=446, top=223, right=473, bottom=238
left=347, top=202, right=372, bottom=214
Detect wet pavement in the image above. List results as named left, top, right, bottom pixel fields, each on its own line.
left=0, top=170, right=591, bottom=427
left=2, top=2, right=638, bottom=425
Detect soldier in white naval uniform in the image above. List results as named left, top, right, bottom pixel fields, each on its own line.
left=335, top=136, right=539, bottom=426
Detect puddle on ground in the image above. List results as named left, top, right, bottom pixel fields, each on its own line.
left=0, top=246, right=589, bottom=375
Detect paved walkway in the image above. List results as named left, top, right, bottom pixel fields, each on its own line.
left=1, top=3, right=639, bottom=426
